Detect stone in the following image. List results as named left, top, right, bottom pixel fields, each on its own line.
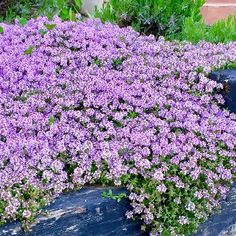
left=81, top=0, right=105, bottom=15
left=1, top=185, right=236, bottom=236
left=0, top=187, right=147, bottom=236
left=209, top=69, right=236, bottom=113
left=194, top=70, right=236, bottom=236
left=194, top=183, right=236, bottom=236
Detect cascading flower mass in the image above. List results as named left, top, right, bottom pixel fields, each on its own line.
left=0, top=17, right=236, bottom=235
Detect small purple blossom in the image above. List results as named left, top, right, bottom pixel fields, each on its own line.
left=178, top=216, right=189, bottom=225
left=156, top=184, right=167, bottom=193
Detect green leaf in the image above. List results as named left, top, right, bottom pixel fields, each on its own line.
left=102, top=189, right=127, bottom=202
left=112, top=58, right=123, bottom=69
left=74, top=0, right=82, bottom=8
left=57, top=0, right=65, bottom=9
left=195, top=66, right=204, bottom=74
left=18, top=17, right=27, bottom=26
left=44, top=23, right=57, bottom=30
left=48, top=116, right=55, bottom=126
left=24, top=46, right=35, bottom=55
left=0, top=26, right=4, bottom=34
left=92, top=57, right=102, bottom=67
left=69, top=8, right=76, bottom=21
left=112, top=120, right=123, bottom=128
left=127, top=111, right=139, bottom=119
left=101, top=191, right=108, bottom=198
left=60, top=8, right=69, bottom=20
left=91, top=162, right=98, bottom=173
left=120, top=174, right=130, bottom=184
left=38, top=29, right=47, bottom=36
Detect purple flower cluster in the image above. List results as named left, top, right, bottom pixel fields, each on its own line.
left=0, top=16, right=236, bottom=234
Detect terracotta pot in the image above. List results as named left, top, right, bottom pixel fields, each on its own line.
left=201, top=0, right=236, bottom=24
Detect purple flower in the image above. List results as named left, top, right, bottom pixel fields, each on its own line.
left=0, top=17, right=235, bottom=234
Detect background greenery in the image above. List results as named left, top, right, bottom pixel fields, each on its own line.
left=95, top=0, right=236, bottom=43
left=181, top=15, right=236, bottom=43
left=1, top=0, right=236, bottom=43
left=94, top=0, right=205, bottom=40
left=0, top=0, right=82, bottom=22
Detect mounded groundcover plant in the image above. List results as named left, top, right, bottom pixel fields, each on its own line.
left=0, top=17, right=236, bottom=235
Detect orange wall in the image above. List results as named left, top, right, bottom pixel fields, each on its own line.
left=201, top=0, right=236, bottom=24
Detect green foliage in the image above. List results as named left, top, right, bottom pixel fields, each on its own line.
left=38, top=0, right=82, bottom=21
left=95, top=0, right=205, bottom=39
left=0, top=182, right=49, bottom=230
left=181, top=15, right=236, bottom=43
left=102, top=189, right=127, bottom=202
left=2, top=0, right=236, bottom=44
left=0, top=0, right=82, bottom=22
left=212, top=60, right=236, bottom=72
left=38, top=29, right=47, bottom=36
left=0, top=26, right=4, bottom=34
left=48, top=116, right=55, bottom=125
left=17, top=16, right=28, bottom=26
left=92, top=57, right=102, bottom=67
left=91, top=161, right=98, bottom=173
left=112, top=58, right=124, bottom=69
left=127, top=111, right=139, bottom=119
left=222, top=61, right=236, bottom=70
left=95, top=0, right=236, bottom=43
left=44, top=23, right=57, bottom=30
left=24, top=46, right=35, bottom=55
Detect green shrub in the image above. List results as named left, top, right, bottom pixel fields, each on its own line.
left=95, top=0, right=236, bottom=44
left=181, top=15, right=236, bottom=43
left=0, top=0, right=17, bottom=18
left=0, top=0, right=82, bottom=22
left=95, top=0, right=205, bottom=39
